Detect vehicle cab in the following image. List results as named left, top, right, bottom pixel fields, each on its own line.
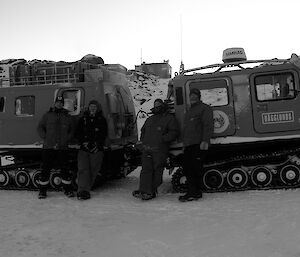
left=169, top=48, right=300, bottom=192
left=171, top=48, right=300, bottom=148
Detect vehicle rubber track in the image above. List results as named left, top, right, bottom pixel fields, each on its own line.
left=171, top=146, right=300, bottom=193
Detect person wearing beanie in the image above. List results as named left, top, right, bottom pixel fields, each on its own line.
left=132, top=98, right=179, bottom=200
left=55, top=96, right=64, bottom=103
left=37, top=95, right=75, bottom=199
left=189, top=88, right=201, bottom=99
left=178, top=88, right=214, bottom=202
left=75, top=100, right=108, bottom=200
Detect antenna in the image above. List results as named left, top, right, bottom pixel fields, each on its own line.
left=180, top=14, right=183, bottom=62
left=140, top=48, right=143, bottom=64
left=179, top=15, right=185, bottom=73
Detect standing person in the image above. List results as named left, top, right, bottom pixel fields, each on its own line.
left=132, top=99, right=179, bottom=200
left=75, top=100, right=108, bottom=200
left=178, top=88, right=214, bottom=202
left=37, top=96, right=75, bottom=199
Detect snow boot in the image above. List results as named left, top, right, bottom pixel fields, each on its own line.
left=178, top=192, right=202, bottom=202
left=63, top=184, right=75, bottom=198
left=64, top=190, right=75, bottom=198
left=77, top=191, right=91, bottom=200
left=141, top=192, right=156, bottom=201
left=132, top=190, right=143, bottom=199
left=38, top=189, right=47, bottom=199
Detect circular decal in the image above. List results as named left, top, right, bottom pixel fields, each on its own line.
left=213, top=110, right=229, bottom=134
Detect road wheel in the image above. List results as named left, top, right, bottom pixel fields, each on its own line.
left=0, top=170, right=10, bottom=187
left=30, top=170, right=41, bottom=189
left=203, top=169, right=224, bottom=191
left=279, top=165, right=300, bottom=185
left=50, top=172, right=62, bottom=190
left=250, top=166, right=272, bottom=187
left=171, top=167, right=187, bottom=193
left=226, top=168, right=248, bottom=189
left=15, top=170, right=30, bottom=188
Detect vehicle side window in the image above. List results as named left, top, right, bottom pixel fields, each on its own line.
left=106, top=92, right=122, bottom=138
left=61, top=89, right=81, bottom=115
left=199, top=88, right=228, bottom=106
left=255, top=72, right=295, bottom=101
left=175, top=87, right=184, bottom=105
left=15, top=96, right=35, bottom=116
left=106, top=93, right=119, bottom=113
left=190, top=79, right=229, bottom=106
left=0, top=97, right=5, bottom=112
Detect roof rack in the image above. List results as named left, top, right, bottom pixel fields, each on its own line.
left=181, top=59, right=289, bottom=75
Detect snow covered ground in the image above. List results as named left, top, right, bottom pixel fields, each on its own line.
left=2, top=170, right=300, bottom=257
left=2, top=73, right=300, bottom=257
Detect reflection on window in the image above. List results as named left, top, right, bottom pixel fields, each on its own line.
left=106, top=93, right=122, bottom=138
left=106, top=93, right=118, bottom=113
left=61, top=90, right=81, bottom=115
left=167, top=82, right=174, bottom=101
left=105, top=88, right=135, bottom=138
left=200, top=88, right=228, bottom=106
left=189, top=79, right=229, bottom=107
left=0, top=97, right=4, bottom=112
left=255, top=73, right=295, bottom=101
left=15, top=96, right=35, bottom=116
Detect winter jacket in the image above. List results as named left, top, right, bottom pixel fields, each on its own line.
left=183, top=101, right=214, bottom=147
left=75, top=111, right=108, bottom=153
left=37, top=108, right=75, bottom=149
left=141, top=112, right=179, bottom=153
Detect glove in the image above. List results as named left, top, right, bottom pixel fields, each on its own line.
left=200, top=141, right=209, bottom=150
left=81, top=142, right=90, bottom=151
left=135, top=141, right=144, bottom=152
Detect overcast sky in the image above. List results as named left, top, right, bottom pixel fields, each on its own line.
left=1, top=0, right=299, bottom=74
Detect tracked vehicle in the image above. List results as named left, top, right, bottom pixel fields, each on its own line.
left=169, top=48, right=300, bottom=193
left=0, top=56, right=139, bottom=190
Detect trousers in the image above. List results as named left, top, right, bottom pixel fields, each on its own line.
left=183, top=144, right=207, bottom=195
left=139, top=149, right=168, bottom=194
left=39, top=149, right=73, bottom=190
left=77, top=150, right=104, bottom=192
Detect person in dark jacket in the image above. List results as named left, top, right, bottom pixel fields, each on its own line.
left=75, top=100, right=108, bottom=200
left=178, top=88, right=214, bottom=202
left=133, top=99, right=179, bottom=200
left=37, top=96, right=75, bottom=199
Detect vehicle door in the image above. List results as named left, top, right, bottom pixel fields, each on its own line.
left=250, top=70, right=300, bottom=133
left=0, top=86, right=55, bottom=145
left=105, top=85, right=135, bottom=140
left=187, top=77, right=236, bottom=137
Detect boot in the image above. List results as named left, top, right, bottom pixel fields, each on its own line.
left=63, top=184, right=75, bottom=198
left=38, top=189, right=47, bottom=199
left=132, top=190, right=143, bottom=198
left=178, top=192, right=202, bottom=202
left=64, top=190, right=75, bottom=198
left=141, top=192, right=156, bottom=201
left=77, top=191, right=91, bottom=200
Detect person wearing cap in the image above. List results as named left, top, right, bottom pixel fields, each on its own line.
left=37, top=95, right=75, bottom=199
left=178, top=88, right=214, bottom=202
left=75, top=100, right=107, bottom=200
left=132, top=98, right=179, bottom=200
